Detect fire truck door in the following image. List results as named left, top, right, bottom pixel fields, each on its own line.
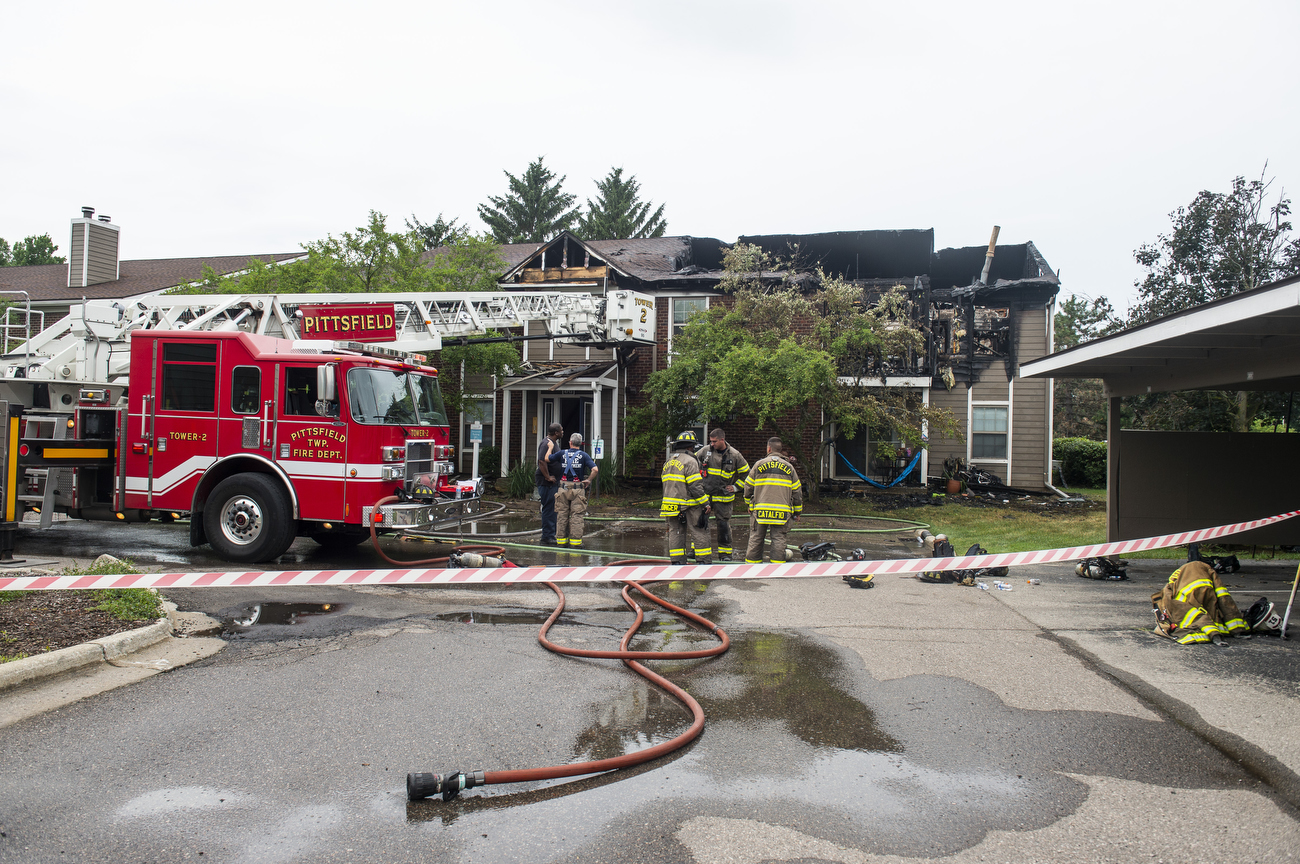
left=146, top=340, right=220, bottom=509
left=274, top=364, right=345, bottom=521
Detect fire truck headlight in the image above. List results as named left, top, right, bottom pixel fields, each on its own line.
left=381, top=446, right=406, bottom=462
left=381, top=465, right=405, bottom=481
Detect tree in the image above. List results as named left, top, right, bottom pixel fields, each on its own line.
left=1130, top=167, right=1300, bottom=326
left=478, top=157, right=579, bottom=244
left=0, top=233, right=65, bottom=266
left=304, top=211, right=435, bottom=293
left=1125, top=168, right=1300, bottom=433
left=406, top=213, right=468, bottom=250
left=1052, top=294, right=1119, bottom=439
left=635, top=244, right=958, bottom=495
left=172, top=212, right=513, bottom=418
left=577, top=167, right=667, bottom=240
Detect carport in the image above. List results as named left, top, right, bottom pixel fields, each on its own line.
left=1020, top=274, right=1300, bottom=544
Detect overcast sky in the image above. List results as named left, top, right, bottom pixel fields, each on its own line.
left=3, top=1, right=1296, bottom=314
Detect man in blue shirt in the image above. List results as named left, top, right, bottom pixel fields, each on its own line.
left=553, top=432, right=599, bottom=548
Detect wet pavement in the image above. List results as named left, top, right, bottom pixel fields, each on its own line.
left=3, top=512, right=1299, bottom=862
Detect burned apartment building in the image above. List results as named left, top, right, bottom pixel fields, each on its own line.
left=471, top=228, right=1060, bottom=491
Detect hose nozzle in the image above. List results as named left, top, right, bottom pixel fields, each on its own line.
left=407, top=769, right=485, bottom=801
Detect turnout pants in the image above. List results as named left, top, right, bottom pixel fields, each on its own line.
left=744, top=515, right=791, bottom=564
left=703, top=498, right=735, bottom=558
left=667, top=507, right=711, bottom=564
left=556, top=482, right=588, bottom=546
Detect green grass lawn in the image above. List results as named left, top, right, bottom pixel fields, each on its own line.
left=586, top=485, right=1294, bottom=562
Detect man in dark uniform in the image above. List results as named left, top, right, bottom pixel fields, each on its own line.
left=535, top=422, right=563, bottom=545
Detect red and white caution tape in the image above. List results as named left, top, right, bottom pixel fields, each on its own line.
left=2, top=509, right=1295, bottom=592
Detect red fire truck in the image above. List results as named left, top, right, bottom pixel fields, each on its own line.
left=0, top=291, right=655, bottom=562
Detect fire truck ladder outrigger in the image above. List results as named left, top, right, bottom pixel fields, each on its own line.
left=0, top=290, right=655, bottom=563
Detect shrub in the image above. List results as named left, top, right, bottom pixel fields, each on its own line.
left=1054, top=437, right=1107, bottom=488
left=476, top=445, right=501, bottom=480
left=507, top=460, right=535, bottom=499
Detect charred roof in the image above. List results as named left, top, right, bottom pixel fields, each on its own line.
left=738, top=229, right=935, bottom=281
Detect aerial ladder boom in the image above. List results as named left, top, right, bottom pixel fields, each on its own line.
left=1, top=289, right=655, bottom=389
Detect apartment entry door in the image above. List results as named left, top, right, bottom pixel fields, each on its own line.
left=546, top=397, right=591, bottom=446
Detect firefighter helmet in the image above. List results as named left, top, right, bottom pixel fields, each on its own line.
left=672, top=430, right=698, bottom=449
left=1246, top=597, right=1284, bottom=632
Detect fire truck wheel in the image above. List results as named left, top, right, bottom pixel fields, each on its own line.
left=204, top=473, right=296, bottom=563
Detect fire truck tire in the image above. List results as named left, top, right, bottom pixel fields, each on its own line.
left=204, top=473, right=296, bottom=563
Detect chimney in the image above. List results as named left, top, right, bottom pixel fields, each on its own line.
left=68, top=206, right=121, bottom=288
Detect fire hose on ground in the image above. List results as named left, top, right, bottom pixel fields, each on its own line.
left=407, top=564, right=729, bottom=802
left=369, top=495, right=513, bottom=567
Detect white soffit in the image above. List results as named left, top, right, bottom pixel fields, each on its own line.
left=1020, top=276, right=1300, bottom=395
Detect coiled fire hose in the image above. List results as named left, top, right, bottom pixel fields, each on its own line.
left=408, top=564, right=730, bottom=801
left=369, top=494, right=511, bottom=566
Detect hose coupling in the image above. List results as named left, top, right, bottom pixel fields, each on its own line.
left=406, top=769, right=486, bottom=801
left=448, top=552, right=505, bottom=569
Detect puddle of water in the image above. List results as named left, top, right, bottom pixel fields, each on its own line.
left=222, top=602, right=345, bottom=631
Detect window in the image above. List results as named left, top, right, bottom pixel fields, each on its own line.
left=971, top=406, right=1008, bottom=459
left=347, top=368, right=448, bottom=426
left=231, top=366, right=260, bottom=414
left=668, top=297, right=708, bottom=358
left=161, top=342, right=216, bottom=412
left=283, top=367, right=320, bottom=416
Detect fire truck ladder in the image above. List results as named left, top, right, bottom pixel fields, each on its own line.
left=2, top=290, right=654, bottom=386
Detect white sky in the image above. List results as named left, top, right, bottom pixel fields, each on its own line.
left=3, top=0, right=1296, bottom=314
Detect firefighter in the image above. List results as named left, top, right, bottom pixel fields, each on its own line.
left=660, top=431, right=711, bottom=565
left=1152, top=560, right=1251, bottom=644
left=554, top=433, right=598, bottom=548
left=694, top=428, right=750, bottom=560
left=743, top=437, right=802, bottom=564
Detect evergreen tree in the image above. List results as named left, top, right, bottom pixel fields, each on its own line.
left=578, top=167, right=667, bottom=240
left=477, top=157, right=579, bottom=244
left=405, top=213, right=468, bottom=250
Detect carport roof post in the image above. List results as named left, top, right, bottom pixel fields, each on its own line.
left=1020, top=274, right=1300, bottom=398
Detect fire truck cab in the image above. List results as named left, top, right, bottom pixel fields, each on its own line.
left=116, top=329, right=458, bottom=562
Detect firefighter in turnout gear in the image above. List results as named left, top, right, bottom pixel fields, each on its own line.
left=694, top=428, right=750, bottom=561
left=554, top=433, right=598, bottom=548
left=660, top=431, right=711, bottom=565
left=1152, top=560, right=1251, bottom=644
left=743, top=438, right=803, bottom=563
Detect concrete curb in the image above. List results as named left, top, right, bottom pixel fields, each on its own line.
left=0, top=609, right=175, bottom=694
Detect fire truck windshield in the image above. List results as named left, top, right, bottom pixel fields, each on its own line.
left=347, top=368, right=448, bottom=427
